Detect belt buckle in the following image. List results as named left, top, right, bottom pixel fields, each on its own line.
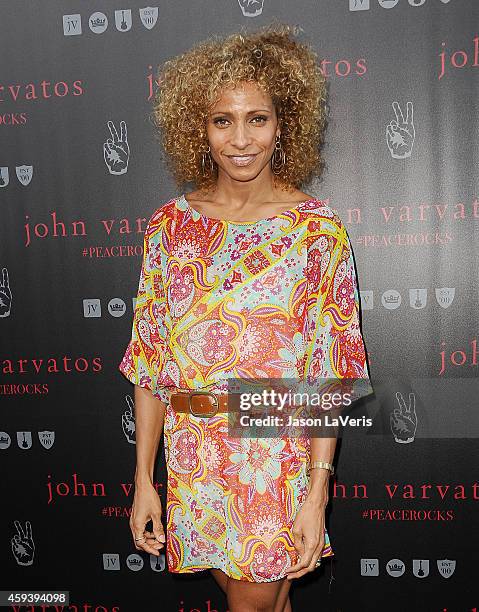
left=188, top=391, right=219, bottom=417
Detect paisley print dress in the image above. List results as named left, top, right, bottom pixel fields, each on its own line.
left=118, top=194, right=372, bottom=582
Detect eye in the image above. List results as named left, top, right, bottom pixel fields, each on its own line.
left=212, top=115, right=268, bottom=126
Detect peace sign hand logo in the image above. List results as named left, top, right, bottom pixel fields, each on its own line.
left=103, top=120, right=130, bottom=175
left=390, top=391, right=418, bottom=443
left=386, top=101, right=415, bottom=159
left=0, top=267, right=12, bottom=317
left=122, top=394, right=136, bottom=444
left=11, top=520, right=35, bottom=566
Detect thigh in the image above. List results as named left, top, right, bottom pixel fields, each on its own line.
left=274, top=578, right=292, bottom=612
left=226, top=576, right=288, bottom=612
left=210, top=568, right=228, bottom=592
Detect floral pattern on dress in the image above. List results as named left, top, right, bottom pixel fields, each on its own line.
left=119, top=194, right=372, bottom=581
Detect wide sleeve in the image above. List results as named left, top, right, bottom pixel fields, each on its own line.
left=304, top=216, right=373, bottom=407
left=118, top=215, right=169, bottom=403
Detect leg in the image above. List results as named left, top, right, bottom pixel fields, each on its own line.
left=227, top=575, right=291, bottom=612
left=273, top=578, right=292, bottom=612
left=210, top=568, right=228, bottom=593
left=210, top=569, right=292, bottom=612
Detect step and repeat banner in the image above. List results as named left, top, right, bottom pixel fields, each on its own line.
left=2, top=1, right=477, bottom=611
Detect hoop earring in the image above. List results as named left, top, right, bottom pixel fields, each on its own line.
left=201, top=145, right=215, bottom=176
left=271, top=135, right=286, bottom=175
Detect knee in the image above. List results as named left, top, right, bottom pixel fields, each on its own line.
left=228, top=594, right=277, bottom=612
left=231, top=603, right=273, bottom=612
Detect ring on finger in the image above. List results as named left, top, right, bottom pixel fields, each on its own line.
left=135, top=536, right=146, bottom=542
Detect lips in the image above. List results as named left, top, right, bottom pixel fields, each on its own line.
left=227, top=154, right=258, bottom=166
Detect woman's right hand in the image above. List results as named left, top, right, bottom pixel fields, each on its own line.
left=129, top=481, right=166, bottom=556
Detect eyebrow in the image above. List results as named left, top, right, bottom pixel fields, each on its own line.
left=210, top=109, right=272, bottom=116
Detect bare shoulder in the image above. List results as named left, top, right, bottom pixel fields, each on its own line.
left=184, top=189, right=208, bottom=203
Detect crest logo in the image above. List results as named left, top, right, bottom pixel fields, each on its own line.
left=437, top=558, right=456, bottom=578
left=16, top=165, right=33, bottom=186
left=139, top=7, right=158, bottom=30
left=38, top=431, right=55, bottom=449
left=435, top=287, right=455, bottom=308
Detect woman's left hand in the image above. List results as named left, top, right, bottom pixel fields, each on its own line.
left=284, top=483, right=328, bottom=580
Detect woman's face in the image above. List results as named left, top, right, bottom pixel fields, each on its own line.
left=206, top=81, right=281, bottom=183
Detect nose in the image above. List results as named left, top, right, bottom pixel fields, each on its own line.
left=229, top=122, right=253, bottom=149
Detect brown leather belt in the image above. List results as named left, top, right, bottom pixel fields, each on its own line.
left=169, top=390, right=240, bottom=417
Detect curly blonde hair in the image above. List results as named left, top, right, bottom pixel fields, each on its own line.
left=151, top=22, right=328, bottom=193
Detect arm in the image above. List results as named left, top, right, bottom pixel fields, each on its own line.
left=118, top=209, right=169, bottom=555
left=134, top=384, right=167, bottom=487
left=305, top=214, right=370, bottom=507
left=306, top=436, right=337, bottom=506
left=129, top=385, right=167, bottom=556
left=286, top=213, right=370, bottom=580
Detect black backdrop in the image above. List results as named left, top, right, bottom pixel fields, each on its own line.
left=2, top=1, right=478, bottom=611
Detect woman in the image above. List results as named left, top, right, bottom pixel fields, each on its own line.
left=118, top=23, right=371, bottom=612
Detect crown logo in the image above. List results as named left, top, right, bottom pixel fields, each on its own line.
left=388, top=562, right=403, bottom=571
left=384, top=294, right=400, bottom=303
left=128, top=558, right=142, bottom=566
left=90, top=17, right=106, bottom=27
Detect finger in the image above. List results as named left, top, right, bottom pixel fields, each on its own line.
left=292, top=527, right=305, bottom=558
left=143, top=531, right=164, bottom=550
left=125, top=394, right=135, bottom=413
left=306, top=542, right=325, bottom=572
left=408, top=392, right=415, bottom=414
left=120, top=120, right=128, bottom=143
left=392, top=101, right=405, bottom=124
left=152, top=517, right=166, bottom=544
left=285, top=543, right=315, bottom=578
left=142, top=536, right=164, bottom=555
left=107, top=120, right=119, bottom=143
left=13, top=520, right=25, bottom=539
left=406, top=101, right=413, bottom=125
left=2, top=267, right=9, bottom=288
left=395, top=391, right=407, bottom=413
left=144, top=529, right=164, bottom=543
left=386, top=124, right=396, bottom=139
left=287, top=550, right=322, bottom=580
left=133, top=531, right=161, bottom=555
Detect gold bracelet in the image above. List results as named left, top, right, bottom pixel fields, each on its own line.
left=307, top=460, right=335, bottom=476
